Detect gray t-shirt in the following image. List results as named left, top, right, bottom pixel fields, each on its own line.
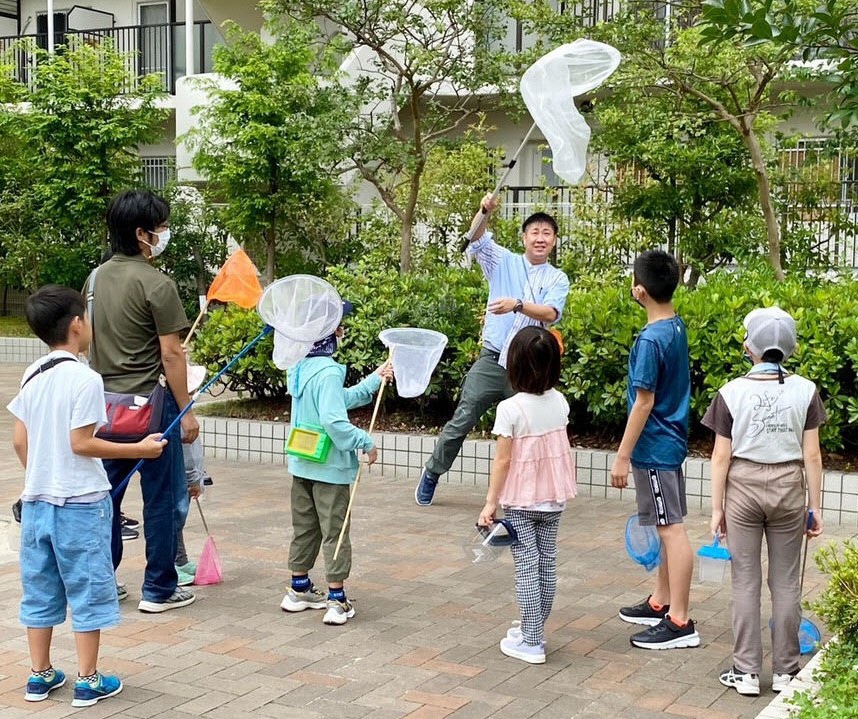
left=702, top=373, right=826, bottom=463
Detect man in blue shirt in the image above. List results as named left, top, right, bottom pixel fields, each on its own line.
left=610, top=250, right=697, bottom=651
left=414, top=193, right=570, bottom=506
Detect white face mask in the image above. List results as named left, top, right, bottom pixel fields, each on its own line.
left=145, top=228, right=171, bottom=257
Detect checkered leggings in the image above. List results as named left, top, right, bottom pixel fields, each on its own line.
left=506, top=509, right=562, bottom=646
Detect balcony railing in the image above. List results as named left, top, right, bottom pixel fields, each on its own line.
left=0, top=20, right=223, bottom=94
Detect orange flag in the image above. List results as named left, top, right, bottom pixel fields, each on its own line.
left=206, top=249, right=263, bottom=309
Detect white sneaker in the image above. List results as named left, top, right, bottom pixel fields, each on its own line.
left=719, top=667, right=760, bottom=696
left=323, top=599, right=355, bottom=625
left=505, top=622, right=546, bottom=647
left=499, top=636, right=545, bottom=664
left=772, top=672, right=797, bottom=693
left=280, top=587, right=326, bottom=612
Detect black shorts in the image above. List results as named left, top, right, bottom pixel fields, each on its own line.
left=632, top=467, right=686, bottom=526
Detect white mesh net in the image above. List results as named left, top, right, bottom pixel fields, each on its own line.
left=257, top=275, right=344, bottom=369
left=520, top=39, right=621, bottom=184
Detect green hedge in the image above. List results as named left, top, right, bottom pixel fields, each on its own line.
left=193, top=264, right=858, bottom=452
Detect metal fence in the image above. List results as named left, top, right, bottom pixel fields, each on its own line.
left=140, top=156, right=176, bottom=190
left=0, top=20, right=221, bottom=94
left=500, top=184, right=858, bottom=269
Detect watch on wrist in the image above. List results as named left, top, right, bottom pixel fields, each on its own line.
left=513, top=299, right=523, bottom=313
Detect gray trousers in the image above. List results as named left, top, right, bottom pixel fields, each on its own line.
left=726, top=458, right=805, bottom=676
left=288, top=476, right=352, bottom=583
left=425, top=349, right=514, bottom=476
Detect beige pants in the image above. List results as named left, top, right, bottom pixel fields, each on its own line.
left=725, top=458, right=805, bottom=676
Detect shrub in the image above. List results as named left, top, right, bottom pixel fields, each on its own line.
left=789, top=540, right=858, bottom=719
left=194, top=260, right=858, bottom=452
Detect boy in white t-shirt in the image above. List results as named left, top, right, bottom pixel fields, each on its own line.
left=7, top=286, right=166, bottom=707
left=703, top=307, right=825, bottom=697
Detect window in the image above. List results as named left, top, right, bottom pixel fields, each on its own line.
left=35, top=11, right=68, bottom=50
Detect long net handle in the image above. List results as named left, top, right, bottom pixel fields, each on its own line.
left=195, top=496, right=210, bottom=536
left=458, top=123, right=538, bottom=252
left=333, top=369, right=389, bottom=561
left=182, top=302, right=208, bottom=350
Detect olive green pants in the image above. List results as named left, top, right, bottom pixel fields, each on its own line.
left=288, top=476, right=351, bottom=583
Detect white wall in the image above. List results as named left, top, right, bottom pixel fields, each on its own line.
left=0, top=16, right=15, bottom=35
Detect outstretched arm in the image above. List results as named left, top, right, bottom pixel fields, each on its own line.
left=465, top=193, right=500, bottom=245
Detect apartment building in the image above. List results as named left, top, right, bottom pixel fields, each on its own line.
left=0, top=1, right=853, bottom=264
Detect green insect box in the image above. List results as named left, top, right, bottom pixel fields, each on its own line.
left=285, top=424, right=332, bottom=463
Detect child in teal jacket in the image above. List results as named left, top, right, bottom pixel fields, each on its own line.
left=280, top=302, right=392, bottom=625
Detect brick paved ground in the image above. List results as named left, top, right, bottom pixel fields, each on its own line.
left=0, top=364, right=852, bottom=718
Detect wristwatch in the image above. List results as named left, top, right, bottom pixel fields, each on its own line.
left=513, top=299, right=523, bottom=314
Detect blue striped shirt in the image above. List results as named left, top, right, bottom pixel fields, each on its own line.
left=468, top=232, right=570, bottom=367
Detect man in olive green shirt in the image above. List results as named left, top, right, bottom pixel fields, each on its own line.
left=85, top=190, right=199, bottom=614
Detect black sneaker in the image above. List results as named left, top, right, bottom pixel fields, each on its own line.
left=630, top=616, right=700, bottom=649
left=120, top=526, right=139, bottom=541
left=414, top=469, right=439, bottom=506
left=618, top=595, right=670, bottom=626
left=138, top=589, right=196, bottom=613
left=120, top=513, right=139, bottom=529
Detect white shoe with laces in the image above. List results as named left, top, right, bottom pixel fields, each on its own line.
left=772, top=672, right=797, bottom=693
left=719, top=667, right=760, bottom=696
left=499, top=636, right=545, bottom=664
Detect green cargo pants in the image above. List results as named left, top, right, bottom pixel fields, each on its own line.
left=288, top=476, right=352, bottom=583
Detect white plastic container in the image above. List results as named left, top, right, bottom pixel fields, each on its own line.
left=697, top=537, right=731, bottom=583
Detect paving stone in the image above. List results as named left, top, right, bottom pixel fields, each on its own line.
left=0, top=362, right=851, bottom=719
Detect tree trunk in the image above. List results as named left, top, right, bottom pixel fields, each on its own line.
left=743, top=125, right=785, bottom=281
left=400, top=168, right=422, bottom=274
left=265, top=226, right=276, bottom=286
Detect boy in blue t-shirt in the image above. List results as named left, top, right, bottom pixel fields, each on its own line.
left=610, top=250, right=698, bottom=650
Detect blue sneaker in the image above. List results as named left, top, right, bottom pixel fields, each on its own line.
left=24, top=667, right=66, bottom=701
left=414, top=469, right=439, bottom=506
left=71, top=672, right=123, bottom=707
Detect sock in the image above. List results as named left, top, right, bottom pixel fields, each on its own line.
left=648, top=596, right=666, bottom=611
left=291, top=575, right=311, bottom=592
left=31, top=667, right=53, bottom=678
left=328, top=587, right=346, bottom=603
left=667, top=615, right=687, bottom=628
left=78, top=672, right=98, bottom=684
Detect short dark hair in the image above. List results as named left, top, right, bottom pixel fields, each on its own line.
left=506, top=326, right=561, bottom=394
left=633, top=250, right=679, bottom=303
left=106, top=190, right=170, bottom=256
left=25, top=285, right=86, bottom=347
left=521, top=212, right=558, bottom=235
left=761, top=348, right=785, bottom=363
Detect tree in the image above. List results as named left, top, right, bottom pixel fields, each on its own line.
left=589, top=50, right=764, bottom=284
left=183, top=19, right=356, bottom=284
left=267, top=0, right=516, bottom=273
left=0, top=38, right=169, bottom=290
left=700, top=0, right=858, bottom=134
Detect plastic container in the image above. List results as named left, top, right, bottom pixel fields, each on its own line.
left=697, top=537, right=731, bottom=583
left=379, top=328, right=448, bottom=398
left=624, top=513, right=661, bottom=571
left=463, top=520, right=518, bottom=564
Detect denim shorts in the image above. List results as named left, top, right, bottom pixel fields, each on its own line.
left=20, top=498, right=120, bottom=632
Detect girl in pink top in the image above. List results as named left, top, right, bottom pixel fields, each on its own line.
left=478, top=326, right=577, bottom=664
